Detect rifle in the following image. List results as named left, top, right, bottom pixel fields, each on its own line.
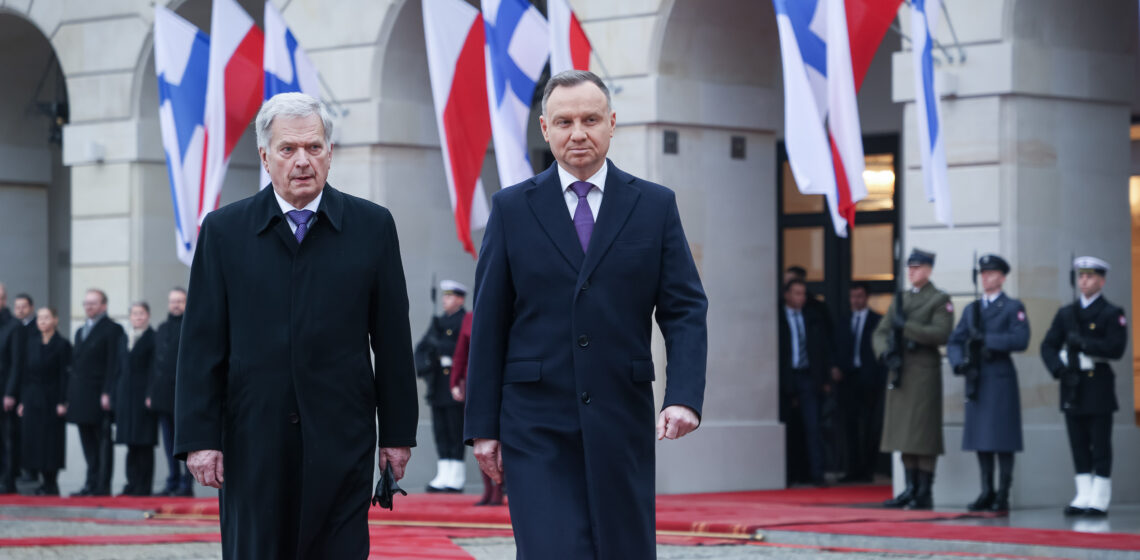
left=959, top=251, right=984, bottom=400
left=1062, top=252, right=1082, bottom=410
left=884, top=290, right=906, bottom=389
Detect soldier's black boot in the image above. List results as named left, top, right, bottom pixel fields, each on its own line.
left=883, top=469, right=917, bottom=508
left=990, top=453, right=1012, bottom=514
left=904, top=470, right=934, bottom=510
left=967, top=458, right=995, bottom=512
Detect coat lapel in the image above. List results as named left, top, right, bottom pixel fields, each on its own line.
left=253, top=185, right=300, bottom=255
left=525, top=165, right=584, bottom=271
left=578, top=162, right=639, bottom=286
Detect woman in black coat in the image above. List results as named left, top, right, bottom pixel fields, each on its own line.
left=114, top=302, right=157, bottom=496
left=11, top=307, right=70, bottom=496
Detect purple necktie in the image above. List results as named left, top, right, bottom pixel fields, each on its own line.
left=570, top=181, right=594, bottom=252
left=287, top=209, right=314, bottom=243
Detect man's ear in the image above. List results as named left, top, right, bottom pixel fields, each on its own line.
left=539, top=115, right=549, bottom=142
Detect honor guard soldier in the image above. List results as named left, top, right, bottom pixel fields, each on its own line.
left=415, top=280, right=469, bottom=493
left=872, top=248, right=954, bottom=510
left=947, top=254, right=1029, bottom=513
left=1040, top=256, right=1127, bottom=517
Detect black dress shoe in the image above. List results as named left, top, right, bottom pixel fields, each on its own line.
left=967, top=491, right=995, bottom=512
left=1063, top=505, right=1087, bottom=516
left=0, top=484, right=17, bottom=494
left=1084, top=508, right=1108, bottom=517
left=35, top=486, right=60, bottom=497
left=174, top=487, right=194, bottom=497
left=71, top=487, right=93, bottom=497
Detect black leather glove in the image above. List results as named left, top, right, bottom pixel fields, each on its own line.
left=1066, top=331, right=1084, bottom=351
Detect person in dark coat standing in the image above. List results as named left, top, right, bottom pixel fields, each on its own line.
left=946, top=255, right=1029, bottom=512
left=466, top=71, right=708, bottom=560
left=174, top=93, right=419, bottom=559
left=1, top=293, right=37, bottom=490
left=146, top=287, right=191, bottom=496
left=779, top=278, right=834, bottom=486
left=1040, top=256, right=1127, bottom=517
left=9, top=307, right=70, bottom=495
left=833, top=282, right=885, bottom=483
left=415, top=280, right=467, bottom=493
left=68, top=288, right=124, bottom=496
left=115, top=302, right=157, bottom=496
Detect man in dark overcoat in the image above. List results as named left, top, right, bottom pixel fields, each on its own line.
left=947, top=254, right=1029, bottom=512
left=778, top=278, right=833, bottom=486
left=465, top=70, right=708, bottom=559
left=833, top=282, right=885, bottom=483
left=67, top=289, right=125, bottom=496
left=146, top=288, right=192, bottom=496
left=1040, top=256, right=1127, bottom=517
left=415, top=280, right=467, bottom=493
left=174, top=92, right=419, bottom=559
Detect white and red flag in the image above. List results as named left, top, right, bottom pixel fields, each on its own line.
left=423, top=0, right=493, bottom=257
left=773, top=0, right=900, bottom=236
left=548, top=0, right=591, bottom=73
left=201, top=0, right=263, bottom=224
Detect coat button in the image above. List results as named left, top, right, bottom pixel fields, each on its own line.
left=288, top=412, right=300, bottom=424
left=577, top=335, right=590, bottom=348
left=581, top=281, right=590, bottom=291
left=580, top=392, right=591, bottom=404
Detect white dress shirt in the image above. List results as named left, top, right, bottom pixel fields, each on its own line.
left=982, top=291, right=1003, bottom=308
left=557, top=161, right=607, bottom=221
left=273, top=189, right=323, bottom=234
left=1080, top=291, right=1101, bottom=309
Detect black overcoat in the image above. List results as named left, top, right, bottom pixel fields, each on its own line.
left=115, top=328, right=157, bottom=446
left=1040, top=296, right=1127, bottom=415
left=415, top=309, right=466, bottom=407
left=173, top=185, right=418, bottom=560
left=147, top=314, right=182, bottom=414
left=67, top=317, right=125, bottom=425
left=946, top=294, right=1030, bottom=452
left=465, top=162, right=708, bottom=560
left=10, top=331, right=70, bottom=471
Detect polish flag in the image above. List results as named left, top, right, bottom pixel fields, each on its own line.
left=201, top=0, right=264, bottom=224
left=423, top=0, right=493, bottom=257
left=548, top=0, right=591, bottom=73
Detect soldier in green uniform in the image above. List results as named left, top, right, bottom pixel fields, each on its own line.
left=1040, top=256, right=1127, bottom=517
left=872, top=249, right=954, bottom=510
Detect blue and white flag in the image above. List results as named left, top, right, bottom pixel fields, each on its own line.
left=483, top=0, right=549, bottom=188
left=911, top=0, right=951, bottom=226
left=154, top=6, right=209, bottom=266
left=262, top=0, right=321, bottom=189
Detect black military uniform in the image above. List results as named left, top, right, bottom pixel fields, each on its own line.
left=0, top=306, right=20, bottom=493
left=415, top=280, right=468, bottom=492
left=1040, top=256, right=1126, bottom=517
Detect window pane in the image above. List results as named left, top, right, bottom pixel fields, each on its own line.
left=852, top=223, right=894, bottom=282
left=867, top=293, right=894, bottom=316
left=783, top=226, right=825, bottom=282
left=782, top=161, right=825, bottom=214
left=856, top=153, right=895, bottom=212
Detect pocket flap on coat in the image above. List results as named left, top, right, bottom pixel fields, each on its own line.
left=503, top=360, right=542, bottom=384
left=631, top=359, right=655, bottom=382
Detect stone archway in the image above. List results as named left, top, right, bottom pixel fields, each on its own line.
left=0, top=11, right=71, bottom=326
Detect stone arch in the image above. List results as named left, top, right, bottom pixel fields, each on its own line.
left=0, top=9, right=71, bottom=324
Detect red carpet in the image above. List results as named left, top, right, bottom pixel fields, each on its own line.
left=3, top=486, right=1139, bottom=555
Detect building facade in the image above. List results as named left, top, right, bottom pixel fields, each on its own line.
left=0, top=0, right=1136, bottom=506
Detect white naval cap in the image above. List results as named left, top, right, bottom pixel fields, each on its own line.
left=440, top=279, right=468, bottom=296
left=1073, top=256, right=1110, bottom=276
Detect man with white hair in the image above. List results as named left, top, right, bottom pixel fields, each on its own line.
left=174, top=92, right=419, bottom=558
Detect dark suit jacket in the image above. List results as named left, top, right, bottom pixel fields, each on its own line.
left=115, top=328, right=157, bottom=446
left=67, top=316, right=125, bottom=425
left=778, top=305, right=834, bottom=391
left=173, top=185, right=418, bottom=559
left=465, top=161, right=708, bottom=559
left=146, top=313, right=182, bottom=414
left=835, top=309, right=883, bottom=383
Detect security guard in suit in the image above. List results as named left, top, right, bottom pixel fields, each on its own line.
left=1040, top=256, right=1127, bottom=517
left=415, top=280, right=468, bottom=493
left=947, top=254, right=1029, bottom=513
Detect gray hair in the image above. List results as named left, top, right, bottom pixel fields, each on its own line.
left=255, top=92, right=334, bottom=150
left=541, top=70, right=611, bottom=116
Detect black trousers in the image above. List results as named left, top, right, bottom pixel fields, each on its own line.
left=0, top=409, right=20, bottom=488
left=125, top=444, right=155, bottom=495
left=76, top=415, right=114, bottom=494
left=1065, top=413, right=1113, bottom=477
left=840, top=373, right=884, bottom=478
left=157, top=413, right=192, bottom=491
left=431, top=405, right=465, bottom=460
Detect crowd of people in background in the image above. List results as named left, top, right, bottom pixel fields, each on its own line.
left=0, top=283, right=193, bottom=497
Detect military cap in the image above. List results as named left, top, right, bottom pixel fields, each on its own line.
left=1073, top=256, right=1110, bottom=277
left=440, top=279, right=468, bottom=296
left=906, top=248, right=936, bottom=267
left=978, top=254, right=1010, bottom=275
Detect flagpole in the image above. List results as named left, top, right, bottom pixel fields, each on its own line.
left=317, top=72, right=349, bottom=118
left=589, top=50, right=623, bottom=94
left=901, top=0, right=956, bottom=64
left=938, top=0, right=966, bottom=63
